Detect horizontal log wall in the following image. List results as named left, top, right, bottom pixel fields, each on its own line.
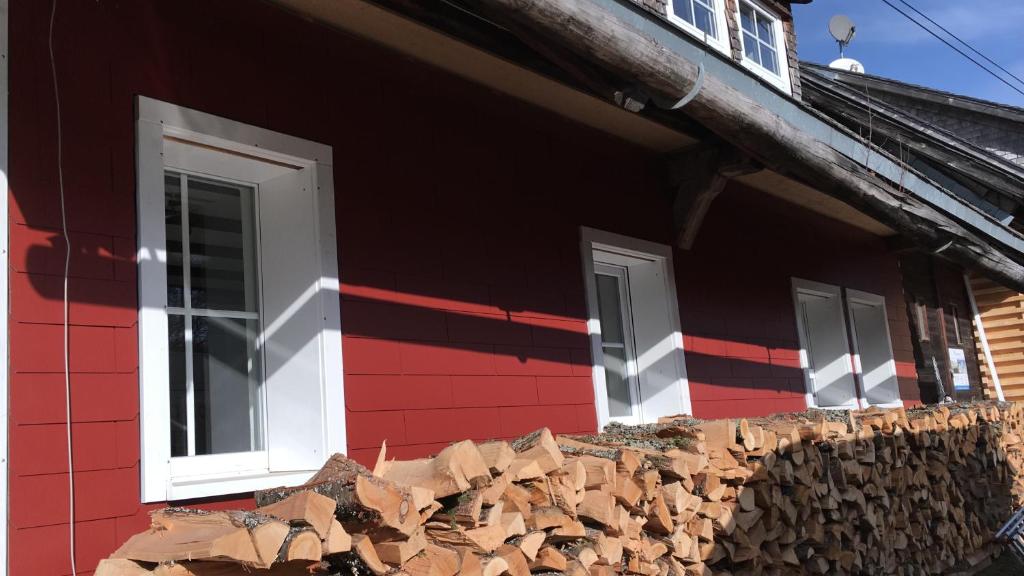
left=970, top=276, right=1024, bottom=401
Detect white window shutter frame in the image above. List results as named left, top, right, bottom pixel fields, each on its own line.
left=259, top=167, right=328, bottom=472
left=628, top=260, right=687, bottom=421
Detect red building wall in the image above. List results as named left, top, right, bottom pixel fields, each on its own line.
left=679, top=184, right=920, bottom=418
left=6, top=1, right=915, bottom=574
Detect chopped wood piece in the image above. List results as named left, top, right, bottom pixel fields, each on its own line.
left=282, top=529, right=321, bottom=562
left=529, top=546, right=568, bottom=571
left=322, top=519, right=352, bottom=555
left=352, top=533, right=389, bottom=575
left=403, top=544, right=461, bottom=576
left=496, top=544, right=531, bottom=576
left=95, top=559, right=152, bottom=576
left=517, top=530, right=546, bottom=561
left=510, top=428, right=565, bottom=476
left=480, top=556, right=510, bottom=576
left=374, top=527, right=427, bottom=565
left=426, top=523, right=506, bottom=553
left=478, top=440, right=516, bottom=474
left=380, top=440, right=491, bottom=498
left=111, top=510, right=285, bottom=569
left=256, top=490, right=337, bottom=538
left=577, top=488, right=616, bottom=527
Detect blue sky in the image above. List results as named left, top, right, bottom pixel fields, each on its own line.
left=792, top=0, right=1024, bottom=107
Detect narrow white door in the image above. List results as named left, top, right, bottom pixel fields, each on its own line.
left=259, top=167, right=328, bottom=472
left=794, top=282, right=858, bottom=408
left=846, top=290, right=900, bottom=405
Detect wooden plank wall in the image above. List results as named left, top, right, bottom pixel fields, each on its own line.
left=970, top=275, right=1024, bottom=400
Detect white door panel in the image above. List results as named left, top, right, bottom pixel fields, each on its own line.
left=794, top=281, right=857, bottom=408
left=259, top=167, right=327, bottom=472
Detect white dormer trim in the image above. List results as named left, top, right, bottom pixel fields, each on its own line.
left=734, top=0, right=792, bottom=95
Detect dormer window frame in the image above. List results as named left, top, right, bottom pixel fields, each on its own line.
left=734, top=0, right=792, bottom=95
left=665, top=0, right=732, bottom=57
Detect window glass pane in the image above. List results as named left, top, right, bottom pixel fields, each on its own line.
left=760, top=44, right=779, bottom=74
left=187, top=176, right=258, bottom=312
left=595, top=274, right=625, bottom=344
left=168, top=314, right=188, bottom=457
left=756, top=12, right=774, bottom=44
left=193, top=316, right=263, bottom=455
left=672, top=0, right=695, bottom=24
left=693, top=2, right=717, bottom=37
left=603, top=346, right=633, bottom=417
left=743, top=32, right=759, bottom=62
left=165, top=173, right=184, bottom=309
left=740, top=3, right=756, bottom=34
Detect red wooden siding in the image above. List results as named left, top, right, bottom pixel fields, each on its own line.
left=6, top=0, right=915, bottom=574
left=678, top=182, right=920, bottom=417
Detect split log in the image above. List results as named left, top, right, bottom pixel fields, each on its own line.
left=111, top=510, right=289, bottom=569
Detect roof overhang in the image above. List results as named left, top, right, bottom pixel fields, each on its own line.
left=268, top=0, right=694, bottom=152
left=266, top=0, right=1024, bottom=289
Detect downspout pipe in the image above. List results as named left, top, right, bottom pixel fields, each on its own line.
left=964, top=273, right=1005, bottom=402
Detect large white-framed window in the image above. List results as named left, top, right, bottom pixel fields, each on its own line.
left=665, top=0, right=731, bottom=56
left=581, top=228, right=691, bottom=428
left=791, top=279, right=902, bottom=409
left=734, top=0, right=792, bottom=94
left=137, top=96, right=345, bottom=502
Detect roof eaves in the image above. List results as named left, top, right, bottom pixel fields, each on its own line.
left=800, top=66, right=1024, bottom=199
left=801, top=61, right=1024, bottom=124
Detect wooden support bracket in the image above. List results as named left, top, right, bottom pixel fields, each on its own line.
left=670, top=144, right=758, bottom=250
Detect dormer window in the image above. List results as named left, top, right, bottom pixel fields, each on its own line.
left=736, top=0, right=791, bottom=93
left=666, top=0, right=730, bottom=55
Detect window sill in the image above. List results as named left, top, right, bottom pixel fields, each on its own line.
left=738, top=58, right=792, bottom=95
left=663, top=15, right=731, bottom=58
left=163, top=469, right=315, bottom=502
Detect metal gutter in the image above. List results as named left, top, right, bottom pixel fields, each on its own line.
left=601, top=0, right=1024, bottom=258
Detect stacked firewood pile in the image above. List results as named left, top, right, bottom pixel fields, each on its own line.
left=97, top=402, right=1024, bottom=576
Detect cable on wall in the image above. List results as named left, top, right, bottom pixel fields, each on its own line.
left=48, top=1, right=77, bottom=575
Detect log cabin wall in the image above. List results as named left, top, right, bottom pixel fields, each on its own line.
left=969, top=276, right=1024, bottom=401
left=8, top=1, right=909, bottom=573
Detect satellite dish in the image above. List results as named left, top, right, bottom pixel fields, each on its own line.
left=828, top=15, right=856, bottom=57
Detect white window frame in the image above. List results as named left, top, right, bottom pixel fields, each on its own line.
left=592, top=262, right=643, bottom=423
left=665, top=0, right=731, bottom=56
left=136, top=96, right=346, bottom=502
left=844, top=288, right=903, bottom=409
left=581, top=228, right=691, bottom=429
left=733, top=0, right=792, bottom=94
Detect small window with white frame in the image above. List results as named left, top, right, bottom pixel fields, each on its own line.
left=136, top=97, right=346, bottom=502
left=665, top=0, right=731, bottom=55
left=735, top=0, right=792, bottom=93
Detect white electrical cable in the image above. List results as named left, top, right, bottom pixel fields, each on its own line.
left=48, top=1, right=77, bottom=575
